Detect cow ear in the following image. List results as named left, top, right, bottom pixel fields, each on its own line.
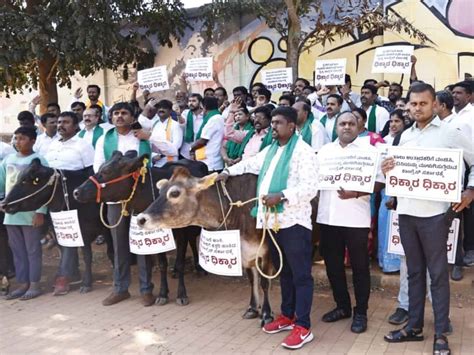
left=124, top=150, right=137, bottom=159
left=193, top=173, right=218, bottom=192
left=156, top=179, right=168, bottom=190
left=30, top=158, right=42, bottom=167
left=111, top=151, right=124, bottom=159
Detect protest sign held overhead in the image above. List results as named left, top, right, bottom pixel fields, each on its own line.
left=317, top=148, right=380, bottom=193
left=261, top=68, right=293, bottom=92
left=137, top=66, right=169, bottom=93
left=386, top=146, right=463, bottom=202
left=372, top=45, right=414, bottom=74
left=314, top=59, right=346, bottom=86
left=184, top=57, right=213, bottom=81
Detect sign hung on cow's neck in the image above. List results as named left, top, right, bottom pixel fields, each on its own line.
left=129, top=216, right=176, bottom=255
left=199, top=229, right=242, bottom=276
left=50, top=210, right=85, bottom=247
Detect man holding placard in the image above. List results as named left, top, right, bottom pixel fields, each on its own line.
left=382, top=83, right=474, bottom=355
left=94, top=102, right=155, bottom=307
left=216, top=106, right=318, bottom=350
left=317, top=112, right=383, bottom=334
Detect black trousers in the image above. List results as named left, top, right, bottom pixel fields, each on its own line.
left=399, top=213, right=450, bottom=336
left=319, top=224, right=370, bottom=316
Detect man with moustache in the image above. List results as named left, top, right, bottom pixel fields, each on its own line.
left=360, top=85, right=390, bottom=134
left=179, top=93, right=204, bottom=159
left=73, top=85, right=109, bottom=124
left=382, top=84, right=474, bottom=355
left=77, top=107, right=110, bottom=149
left=292, top=101, right=327, bottom=151
left=45, top=111, right=95, bottom=295
left=320, top=94, right=343, bottom=142
left=317, top=112, right=384, bottom=334
left=93, top=102, right=155, bottom=307
left=216, top=106, right=318, bottom=350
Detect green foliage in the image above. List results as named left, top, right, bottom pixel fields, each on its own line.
left=0, top=0, right=191, bottom=95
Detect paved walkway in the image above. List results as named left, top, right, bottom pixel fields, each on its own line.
left=0, top=247, right=473, bottom=354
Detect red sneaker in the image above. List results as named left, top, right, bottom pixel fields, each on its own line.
left=281, top=325, right=314, bottom=349
left=262, top=314, right=295, bottom=334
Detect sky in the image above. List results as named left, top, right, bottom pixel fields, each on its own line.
left=181, top=0, right=212, bottom=8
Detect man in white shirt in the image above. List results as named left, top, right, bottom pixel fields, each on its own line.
left=292, top=101, right=326, bottom=152
left=179, top=94, right=204, bottom=159
left=71, top=102, right=86, bottom=128
left=216, top=106, right=318, bottom=350
left=77, top=107, right=109, bottom=149
left=382, top=84, right=474, bottom=354
left=451, top=82, right=474, bottom=267
left=33, top=113, right=59, bottom=156
left=320, top=94, right=343, bottom=142
left=44, top=111, right=95, bottom=295
left=317, top=112, right=384, bottom=334
left=360, top=84, right=390, bottom=134
left=93, top=102, right=155, bottom=307
left=189, top=96, right=224, bottom=172
left=137, top=99, right=183, bottom=167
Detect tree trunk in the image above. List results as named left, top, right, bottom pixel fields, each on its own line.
left=37, top=53, right=58, bottom=114
left=285, top=0, right=301, bottom=81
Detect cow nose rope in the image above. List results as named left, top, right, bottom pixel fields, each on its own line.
left=98, top=158, right=149, bottom=229
left=216, top=181, right=283, bottom=280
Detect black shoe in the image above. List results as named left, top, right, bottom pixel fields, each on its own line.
left=433, top=334, right=450, bottom=355
left=450, top=265, right=463, bottom=281
left=384, top=327, right=424, bottom=343
left=351, top=313, right=367, bottom=333
left=95, top=235, right=105, bottom=245
left=388, top=307, right=409, bottom=325
left=322, top=308, right=351, bottom=323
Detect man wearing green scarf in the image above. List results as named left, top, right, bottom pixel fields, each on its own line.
left=77, top=107, right=106, bottom=148
left=320, top=94, right=343, bottom=142
left=189, top=96, right=224, bottom=172
left=179, top=93, right=204, bottom=159
left=93, top=102, right=155, bottom=308
left=293, top=101, right=326, bottom=152
left=360, top=84, right=390, bottom=133
left=216, top=107, right=318, bottom=350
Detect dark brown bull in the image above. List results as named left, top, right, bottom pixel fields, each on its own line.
left=136, top=167, right=276, bottom=325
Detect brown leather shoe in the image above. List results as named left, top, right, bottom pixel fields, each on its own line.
left=102, top=291, right=131, bottom=306
left=53, top=276, right=70, bottom=296
left=141, top=293, right=156, bottom=307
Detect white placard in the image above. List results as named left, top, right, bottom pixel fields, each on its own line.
left=261, top=68, right=293, bottom=92
left=184, top=57, right=213, bottom=81
left=199, top=229, right=242, bottom=276
left=316, top=148, right=380, bottom=193
left=386, top=146, right=463, bottom=203
left=50, top=210, right=85, bottom=247
left=372, top=45, right=414, bottom=74
left=137, top=66, right=169, bottom=93
left=129, top=216, right=176, bottom=255
left=314, top=58, right=347, bottom=86
left=387, top=211, right=459, bottom=264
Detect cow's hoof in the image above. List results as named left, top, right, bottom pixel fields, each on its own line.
left=176, top=297, right=189, bottom=306
left=79, top=286, right=92, bottom=294
left=155, top=297, right=168, bottom=306
left=243, top=308, right=259, bottom=319
left=261, top=315, right=274, bottom=327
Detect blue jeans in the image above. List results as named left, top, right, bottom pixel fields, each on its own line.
left=268, top=224, right=314, bottom=329
left=6, top=225, right=43, bottom=283
left=107, top=204, right=153, bottom=294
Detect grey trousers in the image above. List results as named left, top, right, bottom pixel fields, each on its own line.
left=399, top=213, right=450, bottom=336
left=107, top=204, right=154, bottom=295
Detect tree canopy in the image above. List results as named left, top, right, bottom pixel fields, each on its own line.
left=0, top=0, right=191, bottom=110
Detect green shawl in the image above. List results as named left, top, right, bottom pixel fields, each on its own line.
left=300, top=112, right=315, bottom=145
left=227, top=121, right=254, bottom=159
left=259, top=128, right=273, bottom=151
left=184, top=110, right=195, bottom=143
left=78, top=125, right=104, bottom=148
left=320, top=113, right=338, bottom=142
left=367, top=104, right=377, bottom=133
left=103, top=128, right=151, bottom=164
left=195, top=109, right=221, bottom=140
left=251, top=133, right=299, bottom=217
